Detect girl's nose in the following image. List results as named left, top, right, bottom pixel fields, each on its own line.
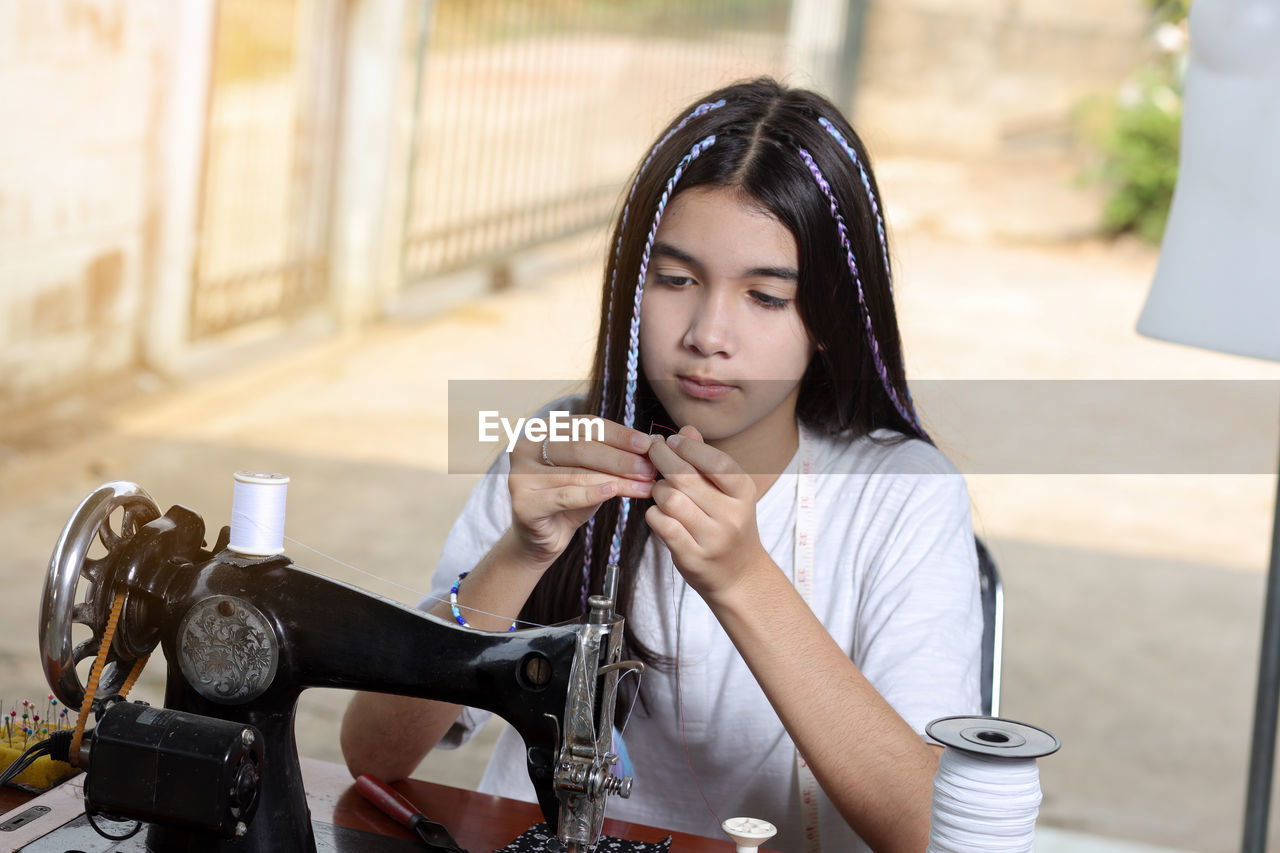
left=681, top=290, right=733, bottom=356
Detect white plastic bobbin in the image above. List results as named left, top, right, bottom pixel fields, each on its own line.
left=229, top=471, right=290, bottom=557
left=722, top=817, right=777, bottom=853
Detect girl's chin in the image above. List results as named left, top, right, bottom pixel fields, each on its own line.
left=651, top=402, right=744, bottom=442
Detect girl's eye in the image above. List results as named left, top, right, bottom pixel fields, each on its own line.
left=750, top=291, right=790, bottom=310
left=656, top=274, right=695, bottom=288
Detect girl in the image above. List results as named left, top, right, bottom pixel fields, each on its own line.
left=342, top=78, right=982, bottom=853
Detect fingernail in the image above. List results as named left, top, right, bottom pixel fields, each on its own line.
left=667, top=435, right=681, bottom=448
left=598, top=482, right=616, bottom=497
left=634, top=459, right=654, bottom=476
left=631, top=434, right=650, bottom=451
left=650, top=434, right=664, bottom=445
left=632, top=480, right=653, bottom=496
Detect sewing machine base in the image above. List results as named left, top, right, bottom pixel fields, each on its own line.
left=14, top=815, right=426, bottom=853
left=2, top=761, right=732, bottom=852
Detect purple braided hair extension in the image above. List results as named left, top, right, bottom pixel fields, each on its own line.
left=817, top=117, right=928, bottom=432
left=579, top=530, right=596, bottom=613
left=796, top=146, right=925, bottom=436
left=817, top=117, right=892, bottom=294
left=583, top=99, right=725, bottom=612
left=604, top=133, right=717, bottom=576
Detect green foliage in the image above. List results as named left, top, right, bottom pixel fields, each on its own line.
left=1150, top=0, right=1191, bottom=23
left=1097, top=76, right=1182, bottom=243
left=1085, top=2, right=1187, bottom=243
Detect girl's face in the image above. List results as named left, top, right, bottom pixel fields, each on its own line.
left=639, top=186, right=815, bottom=453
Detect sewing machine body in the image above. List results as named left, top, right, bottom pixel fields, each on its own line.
left=39, top=482, right=634, bottom=852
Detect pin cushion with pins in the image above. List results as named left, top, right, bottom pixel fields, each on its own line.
left=0, top=696, right=76, bottom=792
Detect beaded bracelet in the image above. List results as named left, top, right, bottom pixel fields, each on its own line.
left=450, top=571, right=518, bottom=631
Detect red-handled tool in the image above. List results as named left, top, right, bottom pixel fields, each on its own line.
left=356, top=774, right=470, bottom=852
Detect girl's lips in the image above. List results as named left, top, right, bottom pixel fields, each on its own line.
left=677, top=375, right=736, bottom=399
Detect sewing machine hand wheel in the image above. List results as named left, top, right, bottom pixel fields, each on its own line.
left=40, top=481, right=161, bottom=710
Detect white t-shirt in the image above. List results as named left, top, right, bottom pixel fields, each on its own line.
left=425, top=420, right=983, bottom=852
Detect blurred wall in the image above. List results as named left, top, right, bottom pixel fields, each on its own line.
left=855, top=0, right=1148, bottom=153
left=0, top=0, right=1152, bottom=419
left=0, top=1, right=181, bottom=412
left=0, top=1, right=802, bottom=420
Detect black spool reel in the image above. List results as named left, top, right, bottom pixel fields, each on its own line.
left=926, top=716, right=1061, bottom=760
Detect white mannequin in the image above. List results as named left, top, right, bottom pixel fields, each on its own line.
left=1137, top=0, right=1280, bottom=362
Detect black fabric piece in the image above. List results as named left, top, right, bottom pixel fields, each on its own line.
left=498, top=822, right=672, bottom=853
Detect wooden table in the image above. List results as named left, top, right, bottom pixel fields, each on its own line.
left=0, top=786, right=30, bottom=819
left=2, top=758, right=775, bottom=851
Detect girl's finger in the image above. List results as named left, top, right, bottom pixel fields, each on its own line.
left=663, top=430, right=754, bottom=500
left=547, top=434, right=656, bottom=480
left=517, top=417, right=655, bottom=480
left=525, top=478, right=651, bottom=519
left=650, top=480, right=712, bottom=546
left=593, top=416, right=658, bottom=454
left=526, top=467, right=636, bottom=492
left=563, top=415, right=653, bottom=459
left=644, top=504, right=697, bottom=553
left=648, top=436, right=721, bottom=508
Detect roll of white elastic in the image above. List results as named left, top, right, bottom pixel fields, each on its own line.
left=927, top=748, right=1041, bottom=851
left=925, top=716, right=1060, bottom=853
left=229, top=471, right=290, bottom=556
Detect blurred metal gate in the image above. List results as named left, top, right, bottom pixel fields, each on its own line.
left=190, top=0, right=341, bottom=340
left=400, top=0, right=794, bottom=286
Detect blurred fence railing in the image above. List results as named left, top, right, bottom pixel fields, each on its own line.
left=188, top=0, right=797, bottom=340
left=399, top=0, right=794, bottom=286
left=190, top=0, right=339, bottom=340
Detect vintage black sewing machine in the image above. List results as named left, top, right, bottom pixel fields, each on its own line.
left=36, top=481, right=639, bottom=852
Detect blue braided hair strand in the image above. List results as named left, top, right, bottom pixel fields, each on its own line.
left=600, top=100, right=727, bottom=408
left=606, top=134, right=717, bottom=575
left=584, top=100, right=724, bottom=611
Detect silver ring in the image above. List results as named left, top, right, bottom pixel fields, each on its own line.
left=540, top=436, right=557, bottom=467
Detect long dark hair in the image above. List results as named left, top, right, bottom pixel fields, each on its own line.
left=518, top=78, right=928, bottom=675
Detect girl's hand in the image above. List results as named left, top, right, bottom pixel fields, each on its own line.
left=644, top=425, right=766, bottom=598
left=508, top=416, right=656, bottom=567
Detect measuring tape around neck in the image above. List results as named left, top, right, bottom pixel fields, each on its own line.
left=793, top=421, right=821, bottom=852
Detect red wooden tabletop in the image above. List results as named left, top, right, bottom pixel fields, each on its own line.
left=2, top=758, right=780, bottom=851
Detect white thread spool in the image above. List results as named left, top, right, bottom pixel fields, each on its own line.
left=925, top=716, right=1060, bottom=853
left=229, top=471, right=290, bottom=556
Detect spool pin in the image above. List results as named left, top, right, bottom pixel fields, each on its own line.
left=722, top=817, right=777, bottom=853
